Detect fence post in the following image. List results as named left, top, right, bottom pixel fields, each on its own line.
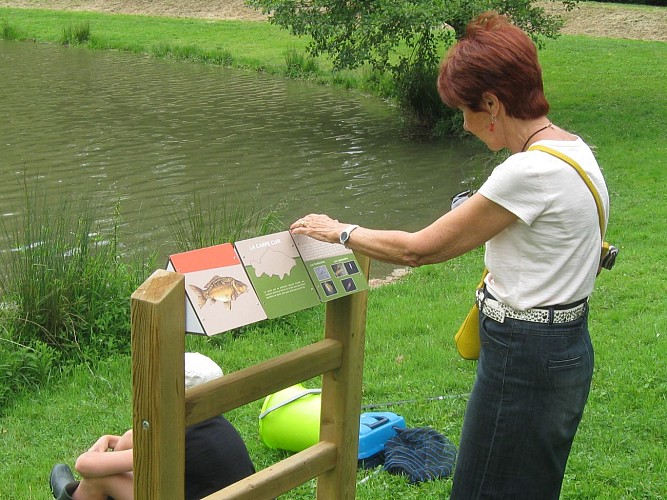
left=317, top=254, right=370, bottom=499
left=131, top=269, right=186, bottom=500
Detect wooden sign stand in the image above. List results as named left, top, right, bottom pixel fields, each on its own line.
left=131, top=255, right=370, bottom=499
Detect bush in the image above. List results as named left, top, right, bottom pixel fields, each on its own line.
left=60, top=21, right=90, bottom=46
left=150, top=42, right=235, bottom=66
left=169, top=190, right=285, bottom=252
left=1, top=18, right=20, bottom=40
left=0, top=180, right=286, bottom=413
left=0, top=183, right=149, bottom=362
left=246, top=0, right=576, bottom=134
left=0, top=339, right=57, bottom=416
left=284, top=48, right=320, bottom=78
left=393, top=53, right=454, bottom=131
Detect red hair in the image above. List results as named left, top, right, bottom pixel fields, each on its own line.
left=438, top=12, right=549, bottom=119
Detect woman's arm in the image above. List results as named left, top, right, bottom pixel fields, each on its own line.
left=291, top=193, right=517, bottom=267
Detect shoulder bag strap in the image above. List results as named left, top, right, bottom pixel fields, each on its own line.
left=528, top=144, right=606, bottom=238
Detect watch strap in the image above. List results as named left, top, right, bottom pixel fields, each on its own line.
left=339, top=224, right=359, bottom=247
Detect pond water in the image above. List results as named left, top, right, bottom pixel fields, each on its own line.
left=0, top=40, right=487, bottom=278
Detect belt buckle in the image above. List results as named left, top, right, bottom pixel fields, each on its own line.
left=480, top=295, right=506, bottom=323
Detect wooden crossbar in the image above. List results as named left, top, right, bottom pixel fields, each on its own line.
left=203, top=442, right=338, bottom=500
left=185, top=338, right=343, bottom=426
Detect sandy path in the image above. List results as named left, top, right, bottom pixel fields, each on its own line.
left=0, top=0, right=267, bottom=21
left=1, top=1, right=665, bottom=41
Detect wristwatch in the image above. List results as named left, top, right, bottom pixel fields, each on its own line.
left=339, top=225, right=359, bottom=248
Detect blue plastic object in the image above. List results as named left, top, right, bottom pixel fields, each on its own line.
left=358, top=411, right=406, bottom=459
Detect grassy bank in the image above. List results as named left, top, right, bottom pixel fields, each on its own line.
left=1, top=6, right=666, bottom=499
left=0, top=8, right=359, bottom=86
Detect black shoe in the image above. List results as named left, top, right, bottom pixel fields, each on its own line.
left=49, top=464, right=75, bottom=499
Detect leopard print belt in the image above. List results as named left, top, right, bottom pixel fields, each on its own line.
left=476, top=289, right=587, bottom=324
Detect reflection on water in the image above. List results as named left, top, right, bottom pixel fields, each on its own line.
left=0, top=40, right=487, bottom=278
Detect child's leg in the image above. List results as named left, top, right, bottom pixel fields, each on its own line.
left=72, top=472, right=133, bottom=500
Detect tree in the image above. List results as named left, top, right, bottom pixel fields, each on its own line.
left=246, top=0, right=579, bottom=131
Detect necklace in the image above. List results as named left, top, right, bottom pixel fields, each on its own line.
left=521, top=122, right=552, bottom=152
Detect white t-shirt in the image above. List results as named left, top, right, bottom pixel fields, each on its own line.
left=477, top=138, right=609, bottom=310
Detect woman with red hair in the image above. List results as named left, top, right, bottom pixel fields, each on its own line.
left=292, top=11, right=607, bottom=498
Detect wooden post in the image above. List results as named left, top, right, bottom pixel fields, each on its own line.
left=317, top=254, right=370, bottom=499
left=131, top=269, right=186, bottom=500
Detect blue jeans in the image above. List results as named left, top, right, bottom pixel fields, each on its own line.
left=450, top=308, right=594, bottom=499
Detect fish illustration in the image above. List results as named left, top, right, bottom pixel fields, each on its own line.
left=189, top=275, right=249, bottom=310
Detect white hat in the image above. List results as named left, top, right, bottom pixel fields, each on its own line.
left=185, top=352, right=223, bottom=389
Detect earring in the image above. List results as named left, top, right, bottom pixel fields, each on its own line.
left=489, top=115, right=496, bottom=132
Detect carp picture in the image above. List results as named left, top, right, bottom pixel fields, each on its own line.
left=189, top=275, right=249, bottom=310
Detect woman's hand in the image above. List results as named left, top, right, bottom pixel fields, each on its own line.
left=290, top=214, right=346, bottom=244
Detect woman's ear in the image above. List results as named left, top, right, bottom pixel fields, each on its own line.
left=481, top=92, right=499, bottom=114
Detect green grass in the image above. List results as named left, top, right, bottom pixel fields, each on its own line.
left=0, top=8, right=312, bottom=74
left=0, top=181, right=285, bottom=413
left=0, top=188, right=143, bottom=355
left=0, top=7, right=374, bottom=91
left=0, top=5, right=666, bottom=499
left=1, top=17, right=19, bottom=39
left=168, top=189, right=286, bottom=253
left=0, top=182, right=154, bottom=415
left=60, top=20, right=90, bottom=45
